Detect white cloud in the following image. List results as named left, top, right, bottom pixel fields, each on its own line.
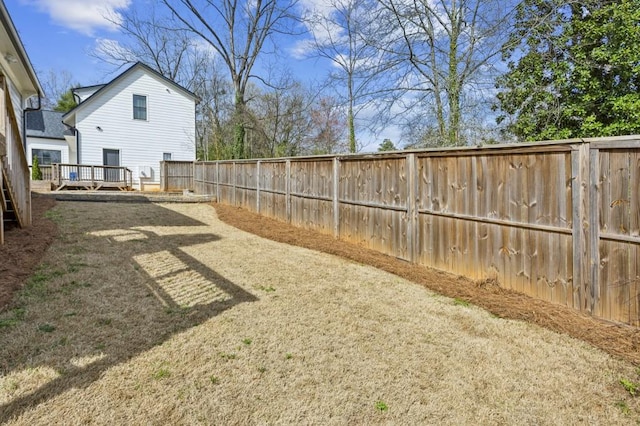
left=21, top=0, right=131, bottom=36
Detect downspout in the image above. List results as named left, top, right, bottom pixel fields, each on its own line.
left=72, top=91, right=81, bottom=163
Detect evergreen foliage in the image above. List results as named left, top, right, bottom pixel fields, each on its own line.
left=496, top=0, right=640, bottom=141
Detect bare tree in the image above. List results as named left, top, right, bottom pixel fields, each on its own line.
left=303, top=0, right=389, bottom=153
left=248, top=76, right=312, bottom=157
left=377, top=0, right=516, bottom=146
left=161, top=0, right=300, bottom=159
left=305, top=96, right=348, bottom=154
left=94, top=4, right=209, bottom=91
left=38, top=69, right=77, bottom=110
left=192, top=60, right=235, bottom=160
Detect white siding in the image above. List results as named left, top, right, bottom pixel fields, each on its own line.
left=75, top=68, right=195, bottom=188
left=66, top=135, right=78, bottom=163
left=8, top=78, right=23, bottom=140
left=74, top=86, right=102, bottom=103
left=26, top=137, right=70, bottom=165
left=4, top=78, right=23, bottom=167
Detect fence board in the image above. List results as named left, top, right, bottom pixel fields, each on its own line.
left=290, top=160, right=334, bottom=233
left=597, top=151, right=611, bottom=319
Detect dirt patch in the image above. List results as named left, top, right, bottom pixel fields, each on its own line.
left=213, top=203, right=640, bottom=366
left=0, top=194, right=57, bottom=310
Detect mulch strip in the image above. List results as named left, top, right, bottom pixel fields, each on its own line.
left=214, top=202, right=640, bottom=365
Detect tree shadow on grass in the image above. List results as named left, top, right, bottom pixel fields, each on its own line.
left=0, top=201, right=257, bottom=423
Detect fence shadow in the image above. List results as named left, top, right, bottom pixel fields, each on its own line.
left=0, top=201, right=257, bottom=422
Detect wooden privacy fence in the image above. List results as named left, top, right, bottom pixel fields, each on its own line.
left=160, top=161, right=194, bottom=192
left=170, top=136, right=640, bottom=326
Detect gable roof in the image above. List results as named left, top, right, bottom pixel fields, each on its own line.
left=0, top=0, right=43, bottom=97
left=62, top=62, right=197, bottom=124
left=26, top=110, right=70, bottom=139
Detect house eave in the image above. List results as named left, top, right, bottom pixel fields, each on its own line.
left=0, top=2, right=43, bottom=97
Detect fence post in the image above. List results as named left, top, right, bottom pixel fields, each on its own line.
left=216, top=162, right=220, bottom=202
left=233, top=162, right=237, bottom=206
left=256, top=160, right=261, bottom=214
left=333, top=157, right=340, bottom=239
left=588, top=146, right=600, bottom=316
left=160, top=161, right=164, bottom=191
left=572, top=143, right=591, bottom=313
left=286, top=159, right=291, bottom=223
left=191, top=161, right=195, bottom=191
left=407, top=153, right=417, bottom=263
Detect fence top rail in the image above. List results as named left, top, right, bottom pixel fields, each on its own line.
left=192, top=135, right=640, bottom=165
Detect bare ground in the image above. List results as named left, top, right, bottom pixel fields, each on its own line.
left=0, top=194, right=57, bottom=308
left=0, top=198, right=639, bottom=424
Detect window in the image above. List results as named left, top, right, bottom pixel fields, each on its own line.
left=32, top=149, right=61, bottom=165
left=163, top=152, right=172, bottom=161
left=133, top=94, right=147, bottom=120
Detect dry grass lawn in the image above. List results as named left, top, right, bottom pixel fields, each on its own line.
left=1, top=201, right=639, bottom=424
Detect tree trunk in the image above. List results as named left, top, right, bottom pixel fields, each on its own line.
left=448, top=39, right=461, bottom=146
left=348, top=96, right=356, bottom=153
left=233, top=89, right=246, bottom=159
left=447, top=8, right=461, bottom=146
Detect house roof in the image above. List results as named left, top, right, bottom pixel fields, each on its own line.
left=74, top=83, right=106, bottom=92
left=63, top=62, right=197, bottom=124
left=26, top=110, right=71, bottom=139
left=0, top=1, right=43, bottom=97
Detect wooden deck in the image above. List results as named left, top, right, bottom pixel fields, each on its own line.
left=52, top=164, right=133, bottom=191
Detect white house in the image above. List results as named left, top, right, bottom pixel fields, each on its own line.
left=0, top=0, right=44, bottom=242
left=60, top=62, right=197, bottom=190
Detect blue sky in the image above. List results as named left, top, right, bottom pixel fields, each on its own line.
left=4, top=0, right=401, bottom=150
left=6, top=0, right=329, bottom=87
left=5, top=0, right=132, bottom=84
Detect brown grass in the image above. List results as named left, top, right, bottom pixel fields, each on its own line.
left=213, top=203, right=640, bottom=366
left=0, top=200, right=639, bottom=424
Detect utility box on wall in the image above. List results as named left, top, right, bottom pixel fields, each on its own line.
left=139, top=166, right=153, bottom=179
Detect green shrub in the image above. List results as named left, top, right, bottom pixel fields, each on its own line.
left=32, top=156, right=43, bottom=180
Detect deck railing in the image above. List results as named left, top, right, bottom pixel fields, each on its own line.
left=29, top=164, right=53, bottom=181
left=52, top=163, right=133, bottom=190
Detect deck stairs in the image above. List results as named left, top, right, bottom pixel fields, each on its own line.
left=1, top=156, right=19, bottom=235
